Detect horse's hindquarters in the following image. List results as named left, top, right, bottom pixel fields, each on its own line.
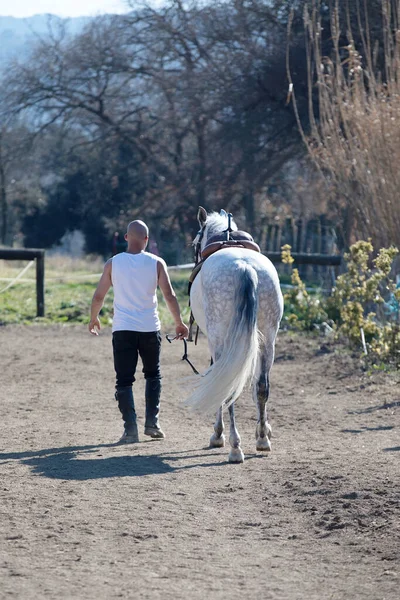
left=185, top=251, right=264, bottom=413
left=201, top=249, right=283, bottom=332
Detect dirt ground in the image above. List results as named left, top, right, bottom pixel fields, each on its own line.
left=0, top=325, right=399, bottom=600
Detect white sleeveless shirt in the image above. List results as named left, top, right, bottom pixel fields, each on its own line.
left=111, top=252, right=162, bottom=332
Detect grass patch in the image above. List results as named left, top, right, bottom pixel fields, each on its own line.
left=1, top=255, right=324, bottom=330
left=0, top=257, right=192, bottom=329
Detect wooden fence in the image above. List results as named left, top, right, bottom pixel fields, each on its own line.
left=260, top=215, right=338, bottom=255
left=260, top=216, right=340, bottom=281
left=0, top=248, right=45, bottom=317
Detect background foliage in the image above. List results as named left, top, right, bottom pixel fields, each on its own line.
left=2, top=1, right=398, bottom=259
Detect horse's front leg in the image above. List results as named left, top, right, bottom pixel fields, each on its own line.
left=228, top=403, right=244, bottom=463
left=209, top=406, right=225, bottom=448
left=255, top=369, right=272, bottom=452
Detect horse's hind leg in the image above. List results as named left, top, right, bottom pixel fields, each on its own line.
left=228, top=403, right=244, bottom=463
left=254, top=353, right=273, bottom=453
left=209, top=406, right=225, bottom=448
left=207, top=345, right=226, bottom=449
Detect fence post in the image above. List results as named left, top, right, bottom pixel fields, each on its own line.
left=295, top=219, right=303, bottom=253
left=36, top=251, right=45, bottom=317
left=320, top=214, right=328, bottom=255
left=275, top=224, right=283, bottom=252
left=296, top=219, right=305, bottom=278
left=259, top=222, right=268, bottom=252
left=266, top=224, right=273, bottom=251
left=312, top=218, right=321, bottom=278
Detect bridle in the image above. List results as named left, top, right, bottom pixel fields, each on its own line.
left=195, top=213, right=234, bottom=262
left=193, top=213, right=232, bottom=264
left=194, top=225, right=206, bottom=266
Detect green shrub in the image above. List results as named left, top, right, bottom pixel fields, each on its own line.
left=281, top=244, right=329, bottom=331
left=281, top=242, right=400, bottom=368
left=328, top=241, right=399, bottom=366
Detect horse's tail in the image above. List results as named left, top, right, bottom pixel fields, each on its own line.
left=185, top=262, right=259, bottom=414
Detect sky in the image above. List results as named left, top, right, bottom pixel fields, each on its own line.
left=0, top=0, right=133, bottom=18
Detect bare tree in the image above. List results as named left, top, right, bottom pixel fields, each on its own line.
left=0, top=120, right=38, bottom=245
left=1, top=2, right=309, bottom=254
left=126, top=0, right=305, bottom=231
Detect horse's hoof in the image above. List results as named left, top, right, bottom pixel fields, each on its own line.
left=229, top=448, right=244, bottom=463
left=256, top=437, right=272, bottom=452
left=209, top=433, right=225, bottom=448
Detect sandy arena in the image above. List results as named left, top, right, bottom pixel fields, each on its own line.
left=0, top=325, right=399, bottom=599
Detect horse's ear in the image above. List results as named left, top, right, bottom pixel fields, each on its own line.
left=197, top=206, right=207, bottom=226
left=219, top=209, right=227, bottom=217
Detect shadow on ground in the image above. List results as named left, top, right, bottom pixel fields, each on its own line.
left=0, top=444, right=260, bottom=480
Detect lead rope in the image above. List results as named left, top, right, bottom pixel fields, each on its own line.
left=187, top=311, right=197, bottom=343
left=166, top=335, right=200, bottom=375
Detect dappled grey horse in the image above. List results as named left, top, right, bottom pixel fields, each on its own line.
left=185, top=207, right=283, bottom=463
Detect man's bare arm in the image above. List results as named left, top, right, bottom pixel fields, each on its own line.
left=158, top=261, right=189, bottom=339
left=88, top=259, right=112, bottom=335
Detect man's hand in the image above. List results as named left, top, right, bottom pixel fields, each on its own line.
left=175, top=322, right=189, bottom=339
left=88, top=260, right=112, bottom=336
left=88, top=317, right=101, bottom=336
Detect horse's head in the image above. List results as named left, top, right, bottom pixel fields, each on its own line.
left=193, top=206, right=238, bottom=260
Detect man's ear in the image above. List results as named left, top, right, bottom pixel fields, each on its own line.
left=197, top=206, right=207, bottom=227
left=124, top=233, right=128, bottom=241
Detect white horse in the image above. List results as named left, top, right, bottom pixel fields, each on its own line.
left=185, top=207, right=284, bottom=463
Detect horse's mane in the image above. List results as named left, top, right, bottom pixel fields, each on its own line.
left=204, top=211, right=238, bottom=240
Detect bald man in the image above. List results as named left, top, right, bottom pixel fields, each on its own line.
left=88, top=220, right=189, bottom=443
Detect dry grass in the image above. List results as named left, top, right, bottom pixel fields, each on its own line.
left=0, top=254, right=105, bottom=282
left=289, top=0, right=400, bottom=248
left=0, top=255, right=191, bottom=327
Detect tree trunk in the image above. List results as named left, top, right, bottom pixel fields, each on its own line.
left=243, top=188, right=255, bottom=233
left=243, top=164, right=256, bottom=232
left=0, top=142, right=7, bottom=245
left=195, top=118, right=206, bottom=209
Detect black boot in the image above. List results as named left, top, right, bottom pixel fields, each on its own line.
left=115, top=386, right=139, bottom=443
left=144, top=377, right=165, bottom=439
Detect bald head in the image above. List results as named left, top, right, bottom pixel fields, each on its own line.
left=125, top=220, right=149, bottom=253
left=127, top=220, right=149, bottom=239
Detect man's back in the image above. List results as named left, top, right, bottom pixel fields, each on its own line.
left=111, top=251, right=161, bottom=333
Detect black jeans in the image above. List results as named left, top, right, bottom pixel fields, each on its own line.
left=112, top=330, right=162, bottom=388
